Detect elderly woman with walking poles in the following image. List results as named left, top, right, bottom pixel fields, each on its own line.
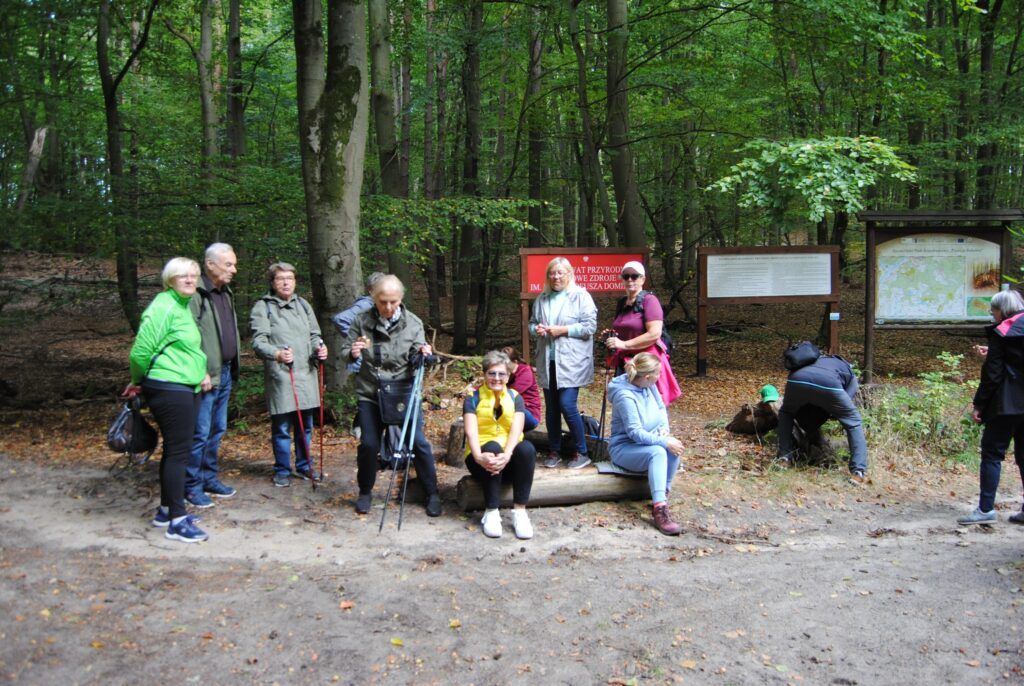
left=250, top=262, right=328, bottom=489
left=958, top=289, right=1024, bottom=525
left=340, top=274, right=442, bottom=518
left=125, top=257, right=211, bottom=543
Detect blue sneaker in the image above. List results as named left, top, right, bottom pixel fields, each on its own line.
left=153, top=509, right=201, bottom=527
left=957, top=508, right=997, bottom=525
left=186, top=490, right=215, bottom=509
left=151, top=508, right=170, bottom=527
left=166, top=515, right=209, bottom=543
left=204, top=480, right=237, bottom=498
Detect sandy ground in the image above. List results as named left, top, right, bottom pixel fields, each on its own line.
left=2, top=451, right=1023, bottom=686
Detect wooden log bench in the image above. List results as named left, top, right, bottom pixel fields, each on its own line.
left=455, top=466, right=649, bottom=511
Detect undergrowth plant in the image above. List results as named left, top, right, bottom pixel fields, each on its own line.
left=862, top=352, right=980, bottom=467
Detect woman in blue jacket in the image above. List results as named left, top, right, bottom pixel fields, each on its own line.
left=608, top=352, right=686, bottom=535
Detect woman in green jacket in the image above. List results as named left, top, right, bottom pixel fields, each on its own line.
left=250, top=262, right=328, bottom=488
left=125, top=257, right=211, bottom=543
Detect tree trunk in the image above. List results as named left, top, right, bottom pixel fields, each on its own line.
left=226, top=0, right=246, bottom=158
left=292, top=0, right=369, bottom=391
left=975, top=0, right=1004, bottom=209
left=569, top=0, right=615, bottom=246
left=606, top=0, right=644, bottom=247
left=526, top=7, right=544, bottom=246
left=14, top=127, right=47, bottom=212
left=164, top=0, right=221, bottom=172
left=368, top=0, right=410, bottom=282
left=97, top=0, right=159, bottom=332
left=452, top=0, right=482, bottom=354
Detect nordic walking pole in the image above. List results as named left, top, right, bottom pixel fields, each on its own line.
left=396, top=362, right=424, bottom=531
left=318, top=358, right=325, bottom=485
left=285, top=348, right=314, bottom=490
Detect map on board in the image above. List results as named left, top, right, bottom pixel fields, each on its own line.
left=875, top=234, right=1001, bottom=323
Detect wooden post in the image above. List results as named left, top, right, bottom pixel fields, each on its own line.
left=864, top=220, right=876, bottom=382
left=696, top=251, right=707, bottom=376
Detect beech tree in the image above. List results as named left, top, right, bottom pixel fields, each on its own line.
left=292, top=0, right=369, bottom=388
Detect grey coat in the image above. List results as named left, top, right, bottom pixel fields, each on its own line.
left=529, top=286, right=597, bottom=389
left=339, top=305, right=427, bottom=403
left=250, top=293, right=323, bottom=415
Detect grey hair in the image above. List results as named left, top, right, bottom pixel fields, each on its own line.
left=542, top=257, right=578, bottom=295
left=482, top=350, right=512, bottom=374
left=625, top=351, right=661, bottom=384
left=365, top=271, right=386, bottom=291
left=205, top=242, right=234, bottom=263
left=267, top=261, right=297, bottom=289
left=161, top=257, right=200, bottom=288
left=372, top=274, right=406, bottom=298
left=991, top=289, right=1024, bottom=318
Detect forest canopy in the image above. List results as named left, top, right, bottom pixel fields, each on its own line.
left=2, top=0, right=1022, bottom=354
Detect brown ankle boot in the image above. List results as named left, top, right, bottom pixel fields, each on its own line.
left=652, top=503, right=682, bottom=536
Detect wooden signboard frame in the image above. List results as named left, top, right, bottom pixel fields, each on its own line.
left=696, top=245, right=841, bottom=377
left=860, top=210, right=1023, bottom=382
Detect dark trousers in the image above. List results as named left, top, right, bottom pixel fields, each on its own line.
left=978, top=414, right=1024, bottom=512
left=144, top=382, right=200, bottom=519
left=355, top=399, right=438, bottom=496
left=464, top=440, right=537, bottom=509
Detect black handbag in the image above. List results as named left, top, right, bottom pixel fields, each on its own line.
left=107, top=397, right=159, bottom=462
left=377, top=379, right=414, bottom=425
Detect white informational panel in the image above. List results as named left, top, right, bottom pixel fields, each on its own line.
left=875, top=233, right=1001, bottom=323
left=706, top=253, right=832, bottom=299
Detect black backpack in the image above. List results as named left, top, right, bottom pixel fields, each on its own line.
left=617, top=290, right=673, bottom=357
left=783, top=341, right=821, bottom=371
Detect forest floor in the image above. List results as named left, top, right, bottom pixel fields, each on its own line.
left=1, top=251, right=1023, bottom=685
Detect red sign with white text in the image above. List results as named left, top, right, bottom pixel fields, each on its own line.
left=523, top=251, right=646, bottom=295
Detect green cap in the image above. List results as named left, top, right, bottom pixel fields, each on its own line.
left=759, top=384, right=780, bottom=403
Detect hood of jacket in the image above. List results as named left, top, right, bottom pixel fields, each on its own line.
left=996, top=311, right=1024, bottom=338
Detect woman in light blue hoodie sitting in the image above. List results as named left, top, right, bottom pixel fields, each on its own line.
left=608, top=352, right=686, bottom=535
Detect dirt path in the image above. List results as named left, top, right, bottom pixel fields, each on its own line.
left=2, top=454, right=1023, bottom=685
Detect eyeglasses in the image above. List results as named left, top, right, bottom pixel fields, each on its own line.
left=485, top=370, right=508, bottom=379
left=621, top=273, right=642, bottom=281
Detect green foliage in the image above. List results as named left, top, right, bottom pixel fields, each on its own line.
left=360, top=196, right=538, bottom=268
left=451, top=358, right=481, bottom=383
left=709, top=137, right=917, bottom=224
left=861, top=352, right=980, bottom=466
left=323, top=387, right=359, bottom=425
left=230, top=369, right=265, bottom=418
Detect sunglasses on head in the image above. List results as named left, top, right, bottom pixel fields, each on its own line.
left=621, top=273, right=642, bottom=281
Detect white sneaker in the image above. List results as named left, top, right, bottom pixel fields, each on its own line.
left=481, top=509, right=502, bottom=538
left=512, top=509, right=533, bottom=540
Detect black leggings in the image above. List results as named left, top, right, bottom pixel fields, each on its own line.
left=144, top=382, right=200, bottom=519
left=464, top=440, right=537, bottom=509
left=355, top=399, right=438, bottom=496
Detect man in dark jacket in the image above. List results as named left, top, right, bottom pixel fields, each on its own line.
left=186, top=243, right=241, bottom=507
left=777, top=353, right=868, bottom=485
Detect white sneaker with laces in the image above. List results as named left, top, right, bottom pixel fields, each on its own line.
left=481, top=509, right=502, bottom=538
left=512, top=509, right=533, bottom=540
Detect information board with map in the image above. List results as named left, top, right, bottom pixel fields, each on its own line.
left=875, top=233, right=1001, bottom=323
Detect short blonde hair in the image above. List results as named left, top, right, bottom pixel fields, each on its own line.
left=482, top=350, right=512, bottom=375
left=161, top=257, right=200, bottom=288
left=543, top=257, right=577, bottom=295
left=625, top=352, right=661, bottom=384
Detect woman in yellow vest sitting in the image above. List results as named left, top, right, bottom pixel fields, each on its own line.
left=464, top=350, right=537, bottom=539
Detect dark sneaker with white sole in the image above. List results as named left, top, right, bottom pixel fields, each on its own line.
left=566, top=453, right=592, bottom=470
left=272, top=473, right=290, bottom=488
left=205, top=480, right=236, bottom=498
left=166, top=515, right=209, bottom=543
left=152, top=509, right=201, bottom=528
left=542, top=452, right=563, bottom=469
left=186, top=490, right=215, bottom=509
